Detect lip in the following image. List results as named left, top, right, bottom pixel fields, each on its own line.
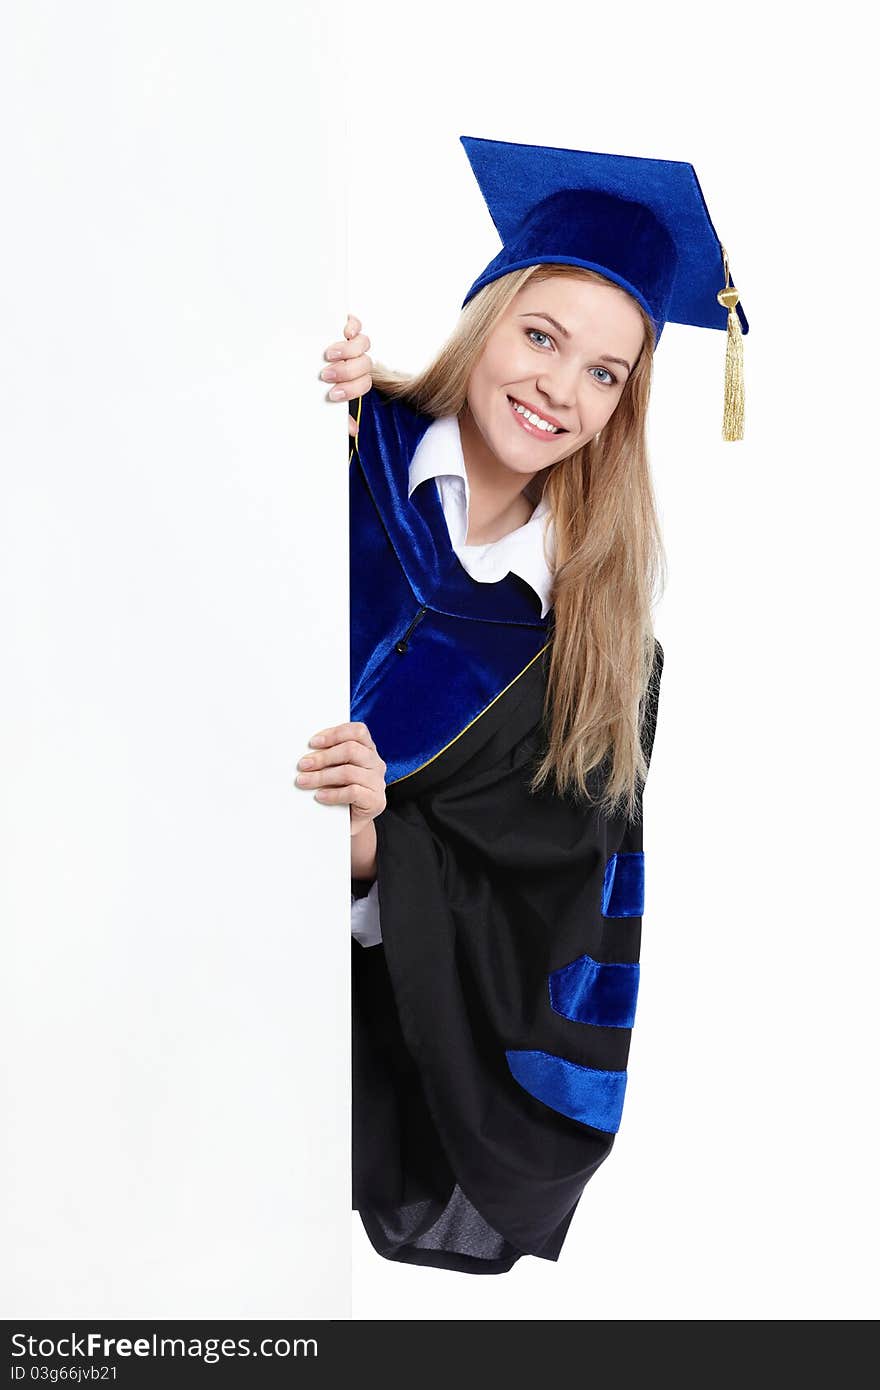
left=507, top=395, right=568, bottom=435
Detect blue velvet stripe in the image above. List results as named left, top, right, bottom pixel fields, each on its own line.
left=506, top=1050, right=627, bottom=1134
left=602, top=851, right=645, bottom=918
left=549, top=953, right=639, bottom=1028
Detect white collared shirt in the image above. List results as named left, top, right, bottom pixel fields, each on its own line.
left=352, top=413, right=556, bottom=947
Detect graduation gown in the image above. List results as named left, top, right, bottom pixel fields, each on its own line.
left=350, top=387, right=664, bottom=1274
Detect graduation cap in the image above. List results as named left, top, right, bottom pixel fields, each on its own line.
left=459, top=135, right=748, bottom=441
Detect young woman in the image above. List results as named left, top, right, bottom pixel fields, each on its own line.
left=297, top=136, right=746, bottom=1275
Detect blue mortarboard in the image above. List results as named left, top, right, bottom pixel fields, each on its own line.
left=459, top=135, right=748, bottom=440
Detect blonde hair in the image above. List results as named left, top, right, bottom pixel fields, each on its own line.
left=369, top=264, right=666, bottom=821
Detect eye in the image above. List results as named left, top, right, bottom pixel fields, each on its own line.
left=526, top=328, right=553, bottom=349
left=591, top=366, right=618, bottom=386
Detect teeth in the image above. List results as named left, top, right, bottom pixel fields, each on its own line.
left=510, top=399, right=561, bottom=433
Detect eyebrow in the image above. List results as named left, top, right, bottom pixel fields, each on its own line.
left=518, top=311, right=633, bottom=376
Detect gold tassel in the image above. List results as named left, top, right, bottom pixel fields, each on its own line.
left=716, top=245, right=744, bottom=442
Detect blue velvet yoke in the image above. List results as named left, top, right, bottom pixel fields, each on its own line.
left=349, top=389, right=552, bottom=785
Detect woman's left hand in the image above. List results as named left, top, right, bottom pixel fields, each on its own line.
left=295, top=720, right=387, bottom=838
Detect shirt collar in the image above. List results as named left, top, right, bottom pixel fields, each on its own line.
left=408, top=415, right=556, bottom=619
left=408, top=413, right=470, bottom=501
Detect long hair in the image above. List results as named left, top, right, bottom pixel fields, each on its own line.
left=368, top=264, right=666, bottom=821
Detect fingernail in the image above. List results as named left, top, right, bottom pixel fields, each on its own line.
left=327, top=349, right=343, bottom=361
left=314, top=790, right=331, bottom=801
left=298, top=756, right=315, bottom=768
left=320, top=367, right=338, bottom=381
left=328, top=386, right=345, bottom=400
left=309, top=734, right=325, bottom=746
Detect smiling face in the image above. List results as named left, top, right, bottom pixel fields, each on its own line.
left=462, top=274, right=646, bottom=480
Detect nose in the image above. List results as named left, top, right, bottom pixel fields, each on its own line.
left=536, top=362, right=580, bottom=413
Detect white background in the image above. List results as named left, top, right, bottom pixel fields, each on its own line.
left=344, top=0, right=879, bottom=1319
left=1, top=3, right=351, bottom=1318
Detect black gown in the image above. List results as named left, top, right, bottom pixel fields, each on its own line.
left=349, top=388, right=664, bottom=1274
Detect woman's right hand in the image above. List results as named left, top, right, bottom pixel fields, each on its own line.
left=320, top=314, right=372, bottom=437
